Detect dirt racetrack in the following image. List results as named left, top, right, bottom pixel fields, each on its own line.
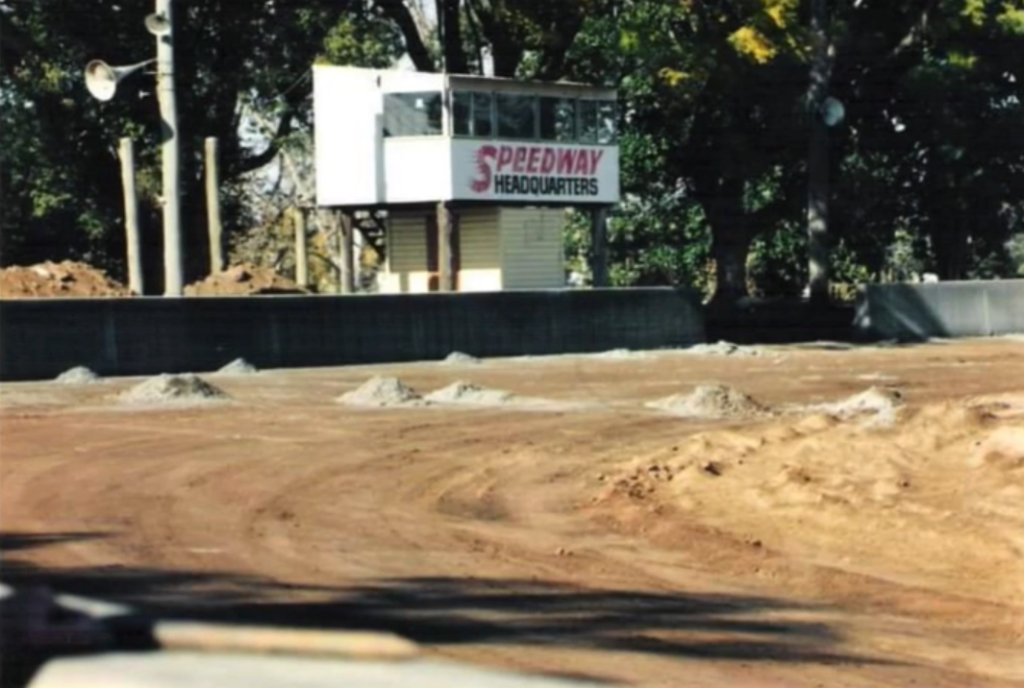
left=3, top=338, right=1023, bottom=687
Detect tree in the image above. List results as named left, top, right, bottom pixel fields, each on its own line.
left=0, top=0, right=377, bottom=289
left=375, top=0, right=608, bottom=78
left=577, top=0, right=1024, bottom=300
left=830, top=0, right=1024, bottom=281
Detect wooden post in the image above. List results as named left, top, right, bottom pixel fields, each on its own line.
left=204, top=137, right=224, bottom=274
left=436, top=202, right=454, bottom=292
left=337, top=210, right=355, bottom=295
left=589, top=206, right=609, bottom=288
left=119, top=138, right=144, bottom=296
left=293, top=206, right=309, bottom=287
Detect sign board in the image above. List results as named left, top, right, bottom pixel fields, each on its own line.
left=451, top=140, right=620, bottom=204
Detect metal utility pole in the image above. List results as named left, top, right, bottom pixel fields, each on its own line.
left=806, top=0, right=831, bottom=306
left=119, top=138, right=144, bottom=295
left=156, top=0, right=183, bottom=296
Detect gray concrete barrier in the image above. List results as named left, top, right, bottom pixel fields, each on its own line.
left=854, top=280, right=1024, bottom=341
left=0, top=288, right=705, bottom=382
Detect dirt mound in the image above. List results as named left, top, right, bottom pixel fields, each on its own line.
left=54, top=366, right=101, bottom=384
left=0, top=261, right=131, bottom=298
left=425, top=381, right=513, bottom=405
left=599, top=397, right=1024, bottom=606
left=816, top=386, right=905, bottom=419
left=184, top=263, right=308, bottom=296
left=442, top=352, right=482, bottom=365
left=594, top=348, right=639, bottom=359
left=683, top=341, right=768, bottom=358
left=337, top=376, right=425, bottom=408
left=119, top=374, right=228, bottom=405
left=969, top=427, right=1024, bottom=472
left=647, top=384, right=771, bottom=419
left=216, top=358, right=258, bottom=375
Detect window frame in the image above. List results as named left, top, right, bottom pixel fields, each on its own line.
left=382, top=91, right=445, bottom=138
left=445, top=90, right=618, bottom=145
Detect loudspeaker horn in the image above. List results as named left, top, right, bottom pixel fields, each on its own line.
left=84, top=59, right=155, bottom=102
left=145, top=13, right=171, bottom=36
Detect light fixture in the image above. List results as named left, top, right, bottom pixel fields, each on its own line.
left=820, top=96, right=846, bottom=127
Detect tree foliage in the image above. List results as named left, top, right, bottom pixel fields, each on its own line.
left=0, top=0, right=377, bottom=289
left=2, top=0, right=1023, bottom=299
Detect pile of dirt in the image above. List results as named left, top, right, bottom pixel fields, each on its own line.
left=682, top=341, right=768, bottom=358
left=119, top=374, right=228, bottom=405
left=441, top=352, right=482, bottom=365
left=425, top=381, right=513, bottom=405
left=594, top=349, right=639, bottom=359
left=216, top=358, right=258, bottom=375
left=597, top=398, right=1024, bottom=606
left=814, top=386, right=905, bottom=420
left=337, top=376, right=425, bottom=408
left=647, top=383, right=772, bottom=419
left=184, top=263, right=308, bottom=296
left=0, top=261, right=132, bottom=298
left=54, top=366, right=101, bottom=384
left=970, top=426, right=1024, bottom=471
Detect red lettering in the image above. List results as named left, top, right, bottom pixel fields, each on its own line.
left=496, top=145, right=514, bottom=171
left=540, top=148, right=556, bottom=174
left=526, top=147, right=541, bottom=174
left=588, top=149, right=605, bottom=174
left=513, top=147, right=527, bottom=172
left=573, top=150, right=590, bottom=175
left=471, top=145, right=497, bottom=193
left=556, top=149, right=575, bottom=175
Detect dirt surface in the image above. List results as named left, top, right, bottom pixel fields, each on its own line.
left=2, top=338, right=1024, bottom=688
left=0, top=261, right=131, bottom=298
left=184, top=263, right=308, bottom=296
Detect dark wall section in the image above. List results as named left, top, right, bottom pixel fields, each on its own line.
left=855, top=280, right=1024, bottom=341
left=0, top=288, right=706, bottom=381
left=706, top=301, right=857, bottom=345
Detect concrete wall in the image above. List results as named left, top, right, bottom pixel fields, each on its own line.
left=855, top=280, right=1024, bottom=341
left=0, top=288, right=705, bottom=382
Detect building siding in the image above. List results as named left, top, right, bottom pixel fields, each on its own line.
left=388, top=212, right=429, bottom=274
left=500, top=207, right=566, bottom=290
left=384, top=209, right=503, bottom=293
left=382, top=211, right=430, bottom=293
left=457, top=208, right=502, bottom=292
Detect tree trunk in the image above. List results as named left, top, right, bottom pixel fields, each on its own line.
left=930, top=205, right=968, bottom=280
left=705, top=187, right=752, bottom=305
left=436, top=0, right=468, bottom=73
left=710, top=227, right=753, bottom=305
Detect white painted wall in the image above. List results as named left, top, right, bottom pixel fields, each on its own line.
left=383, top=139, right=453, bottom=203
left=313, top=66, right=621, bottom=208
left=313, top=67, right=384, bottom=207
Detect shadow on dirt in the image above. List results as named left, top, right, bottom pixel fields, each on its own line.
left=1, top=530, right=896, bottom=679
